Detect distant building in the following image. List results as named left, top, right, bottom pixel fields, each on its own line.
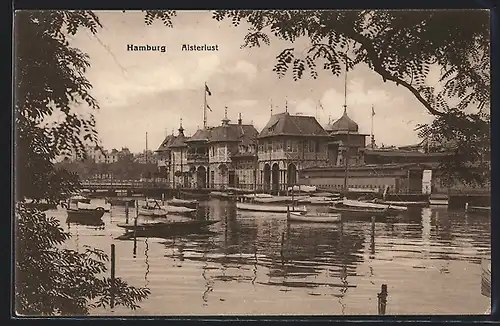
left=257, top=112, right=330, bottom=192
left=324, top=107, right=369, bottom=166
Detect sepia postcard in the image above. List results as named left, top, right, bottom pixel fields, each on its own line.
left=13, top=9, right=491, bottom=317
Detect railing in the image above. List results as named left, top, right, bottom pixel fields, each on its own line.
left=187, top=154, right=209, bottom=162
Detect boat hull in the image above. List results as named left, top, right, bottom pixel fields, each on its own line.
left=67, top=208, right=105, bottom=220
left=429, top=199, right=449, bottom=206
left=24, top=202, right=58, bottom=211
left=117, top=220, right=218, bottom=237
left=107, top=199, right=136, bottom=207
left=329, top=205, right=389, bottom=219
left=138, top=208, right=168, bottom=217
left=166, top=199, right=198, bottom=209
left=237, top=202, right=307, bottom=213
left=289, top=212, right=341, bottom=223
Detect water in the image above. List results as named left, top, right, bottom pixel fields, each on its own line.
left=50, top=199, right=490, bottom=315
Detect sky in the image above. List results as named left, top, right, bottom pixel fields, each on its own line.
left=68, top=10, right=440, bottom=153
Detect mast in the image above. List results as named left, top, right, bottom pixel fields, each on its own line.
left=145, top=132, right=148, bottom=164
left=343, top=52, right=349, bottom=194
left=203, top=82, right=207, bottom=129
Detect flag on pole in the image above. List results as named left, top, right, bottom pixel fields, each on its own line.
left=205, top=84, right=212, bottom=96
left=319, top=101, right=325, bottom=111
left=372, top=106, right=376, bottom=116
left=207, top=104, right=212, bottom=112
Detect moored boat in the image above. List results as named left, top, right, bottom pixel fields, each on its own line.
left=344, top=199, right=406, bottom=214
left=117, top=219, right=218, bottom=231
left=166, top=197, right=198, bottom=209
left=66, top=196, right=105, bottom=220
left=106, top=198, right=136, bottom=207
left=466, top=204, right=491, bottom=216
left=161, top=204, right=197, bottom=216
left=209, top=191, right=235, bottom=200
left=288, top=211, right=341, bottom=223
left=297, top=196, right=342, bottom=205
left=372, top=199, right=429, bottom=207
left=236, top=202, right=307, bottom=213
left=138, top=199, right=168, bottom=217
left=329, top=202, right=390, bottom=219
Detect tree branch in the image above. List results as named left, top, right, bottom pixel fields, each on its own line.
left=344, top=30, right=445, bottom=116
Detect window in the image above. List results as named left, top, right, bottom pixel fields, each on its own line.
left=266, top=141, right=272, bottom=152
left=286, top=140, right=292, bottom=152
left=291, top=141, right=298, bottom=152
left=304, top=141, right=309, bottom=153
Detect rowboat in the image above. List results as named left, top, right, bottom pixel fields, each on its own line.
left=252, top=195, right=310, bottom=204
left=166, top=197, right=198, bottom=209
left=329, top=202, right=390, bottom=218
left=372, top=199, right=429, bottom=207
left=161, top=204, right=196, bottom=216
left=429, top=199, right=449, bottom=206
left=344, top=199, right=406, bottom=213
left=288, top=212, right=341, bottom=223
left=236, top=202, right=307, bottom=213
left=66, top=196, right=105, bottom=220
left=210, top=191, right=235, bottom=200
left=66, top=216, right=105, bottom=227
left=466, top=204, right=491, bottom=216
left=297, top=196, right=341, bottom=205
left=179, top=190, right=210, bottom=200
left=24, top=201, right=58, bottom=211
left=117, top=220, right=218, bottom=233
left=106, top=198, right=136, bottom=207
left=138, top=199, right=168, bottom=217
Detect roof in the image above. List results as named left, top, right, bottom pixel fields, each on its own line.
left=208, top=124, right=258, bottom=144
left=186, top=129, right=211, bottom=143
left=325, top=109, right=358, bottom=133
left=258, top=113, right=329, bottom=138
left=169, top=134, right=188, bottom=148
left=156, top=135, right=175, bottom=152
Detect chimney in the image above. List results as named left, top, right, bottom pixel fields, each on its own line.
left=238, top=113, right=242, bottom=125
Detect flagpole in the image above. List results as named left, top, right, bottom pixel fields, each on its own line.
left=371, top=105, right=374, bottom=149
left=203, top=82, right=207, bottom=129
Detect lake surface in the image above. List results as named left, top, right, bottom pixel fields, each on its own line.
left=51, top=198, right=490, bottom=316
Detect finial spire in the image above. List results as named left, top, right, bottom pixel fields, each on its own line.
left=285, top=96, right=288, bottom=113
left=343, top=52, right=348, bottom=115
left=222, top=106, right=230, bottom=125
left=270, top=99, right=273, bottom=115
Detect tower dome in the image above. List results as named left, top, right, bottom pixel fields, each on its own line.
left=328, top=108, right=358, bottom=133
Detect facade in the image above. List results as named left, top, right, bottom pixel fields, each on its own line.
left=257, top=112, right=330, bottom=193
left=169, top=125, right=189, bottom=188
left=324, top=108, right=369, bottom=167
left=300, top=163, right=430, bottom=193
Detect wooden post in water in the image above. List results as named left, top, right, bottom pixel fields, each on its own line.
left=110, top=244, right=116, bottom=309
left=371, top=216, right=375, bottom=255
left=280, top=232, right=285, bottom=258
left=286, top=205, right=290, bottom=221
left=162, top=193, right=165, bottom=206
left=125, top=202, right=129, bottom=224
left=133, top=200, right=138, bottom=256
left=377, top=284, right=388, bottom=315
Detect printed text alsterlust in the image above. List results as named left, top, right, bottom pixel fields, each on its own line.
left=182, top=44, right=219, bottom=51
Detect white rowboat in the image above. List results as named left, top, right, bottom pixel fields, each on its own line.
left=236, top=202, right=307, bottom=213
left=289, top=212, right=341, bottom=223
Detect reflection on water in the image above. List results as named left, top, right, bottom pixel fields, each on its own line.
left=47, top=198, right=490, bottom=315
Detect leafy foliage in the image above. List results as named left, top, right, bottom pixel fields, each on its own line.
left=14, top=10, right=150, bottom=315
left=145, top=9, right=490, bottom=184
left=15, top=11, right=103, bottom=203
left=15, top=205, right=150, bottom=315
left=416, top=110, right=490, bottom=186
